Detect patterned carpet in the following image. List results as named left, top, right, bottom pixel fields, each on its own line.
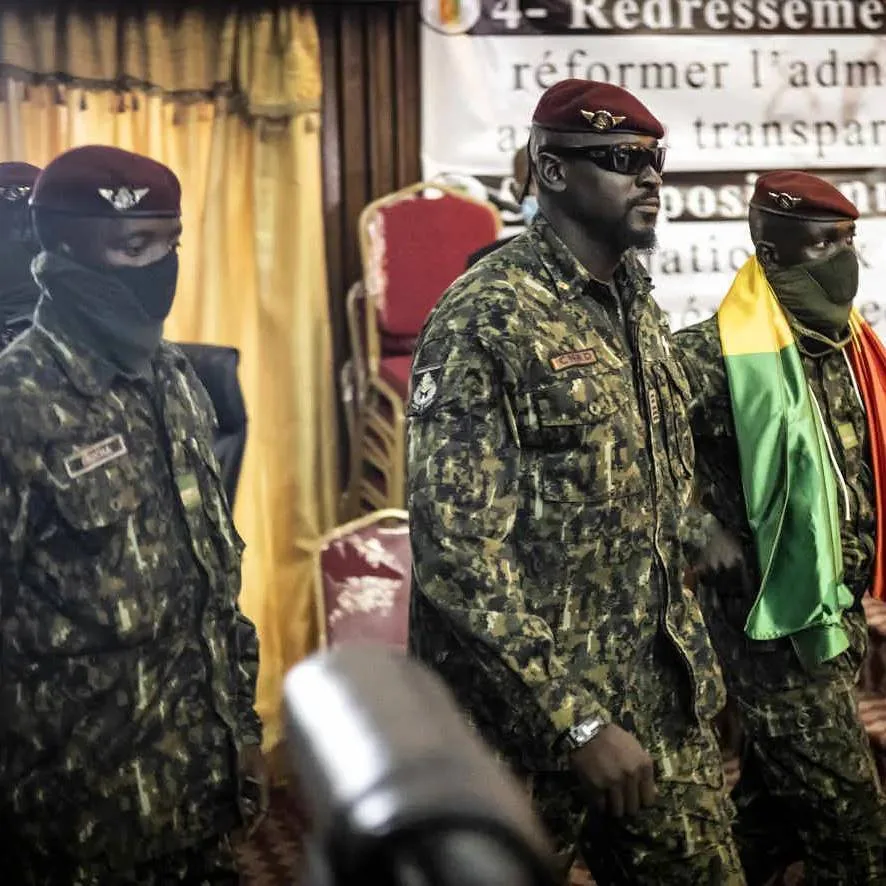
left=235, top=789, right=305, bottom=886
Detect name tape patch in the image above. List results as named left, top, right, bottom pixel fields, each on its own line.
left=550, top=349, right=597, bottom=372
left=64, top=434, right=128, bottom=479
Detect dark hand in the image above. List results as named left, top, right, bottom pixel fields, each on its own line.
left=569, top=724, right=656, bottom=818
left=239, top=744, right=270, bottom=837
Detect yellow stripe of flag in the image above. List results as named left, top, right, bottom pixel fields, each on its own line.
left=719, top=257, right=794, bottom=357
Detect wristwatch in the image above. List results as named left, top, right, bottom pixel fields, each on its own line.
left=560, top=716, right=606, bottom=752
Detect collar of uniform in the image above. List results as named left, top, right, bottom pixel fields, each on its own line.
left=158, top=341, right=195, bottom=380
left=32, top=313, right=118, bottom=397
left=528, top=215, right=644, bottom=302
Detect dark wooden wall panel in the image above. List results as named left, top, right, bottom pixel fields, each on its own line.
left=315, top=1, right=420, bottom=484
left=318, top=0, right=421, bottom=313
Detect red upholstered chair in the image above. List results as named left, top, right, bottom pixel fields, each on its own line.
left=344, top=183, right=501, bottom=517
left=313, top=508, right=412, bottom=651
left=341, top=283, right=366, bottom=509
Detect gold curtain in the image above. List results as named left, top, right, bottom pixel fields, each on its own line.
left=0, top=10, right=339, bottom=758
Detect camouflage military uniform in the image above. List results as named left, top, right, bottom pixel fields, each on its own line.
left=0, top=309, right=261, bottom=884
left=407, top=217, right=744, bottom=885
left=0, top=315, right=30, bottom=351
left=677, top=316, right=886, bottom=884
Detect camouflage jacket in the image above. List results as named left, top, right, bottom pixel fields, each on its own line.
left=676, top=316, right=875, bottom=608
left=407, top=216, right=726, bottom=771
left=0, top=315, right=261, bottom=875
left=0, top=316, right=31, bottom=352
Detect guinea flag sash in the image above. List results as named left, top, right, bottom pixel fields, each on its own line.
left=848, top=311, right=886, bottom=602
left=717, top=256, right=852, bottom=669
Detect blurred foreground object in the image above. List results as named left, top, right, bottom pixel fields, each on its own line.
left=283, top=645, right=558, bottom=886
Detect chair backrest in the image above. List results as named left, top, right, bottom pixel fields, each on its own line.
left=177, top=342, right=248, bottom=510
left=344, top=281, right=369, bottom=410
left=314, top=508, right=411, bottom=650
left=359, top=183, right=500, bottom=362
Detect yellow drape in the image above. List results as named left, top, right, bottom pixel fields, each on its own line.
left=0, top=9, right=338, bottom=757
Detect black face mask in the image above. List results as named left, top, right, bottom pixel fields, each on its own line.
left=32, top=249, right=178, bottom=378
left=0, top=239, right=42, bottom=326
left=767, top=248, right=859, bottom=339
left=106, top=251, right=180, bottom=320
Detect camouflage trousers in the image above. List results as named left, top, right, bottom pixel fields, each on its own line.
left=704, top=586, right=886, bottom=885
left=524, top=720, right=746, bottom=886
left=9, top=834, right=240, bottom=886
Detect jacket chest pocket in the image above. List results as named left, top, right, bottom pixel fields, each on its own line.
left=35, top=439, right=162, bottom=644
left=651, top=361, right=695, bottom=488
left=524, top=371, right=645, bottom=505
left=179, top=435, right=245, bottom=581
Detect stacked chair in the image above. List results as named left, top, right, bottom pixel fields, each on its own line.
left=342, top=182, right=500, bottom=517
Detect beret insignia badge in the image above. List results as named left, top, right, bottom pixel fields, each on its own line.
left=768, top=191, right=802, bottom=211
left=581, top=109, right=626, bottom=132
left=99, top=186, right=150, bottom=211
left=0, top=185, right=31, bottom=203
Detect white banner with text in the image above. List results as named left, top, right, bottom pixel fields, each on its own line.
left=420, top=0, right=886, bottom=331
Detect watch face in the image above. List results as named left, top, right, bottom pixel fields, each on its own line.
left=572, top=719, right=602, bottom=746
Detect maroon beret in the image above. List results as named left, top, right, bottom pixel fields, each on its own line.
left=31, top=145, right=181, bottom=218
left=532, top=79, right=665, bottom=139
left=0, top=162, right=41, bottom=205
left=750, top=170, right=858, bottom=221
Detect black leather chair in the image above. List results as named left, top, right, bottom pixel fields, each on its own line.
left=177, top=343, right=248, bottom=510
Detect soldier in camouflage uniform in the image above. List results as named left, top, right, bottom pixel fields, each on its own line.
left=407, top=79, right=745, bottom=885
left=676, top=171, right=886, bottom=884
left=0, top=162, right=42, bottom=351
left=0, top=146, right=265, bottom=885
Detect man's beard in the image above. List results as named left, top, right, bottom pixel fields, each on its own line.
left=614, top=217, right=657, bottom=253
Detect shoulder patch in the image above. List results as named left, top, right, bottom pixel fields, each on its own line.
left=410, top=365, right=443, bottom=414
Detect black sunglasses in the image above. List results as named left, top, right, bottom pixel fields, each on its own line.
left=544, top=143, right=666, bottom=176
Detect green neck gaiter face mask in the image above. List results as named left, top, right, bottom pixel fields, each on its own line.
left=767, top=248, right=859, bottom=343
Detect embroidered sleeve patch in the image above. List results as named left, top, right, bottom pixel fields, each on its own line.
left=837, top=421, right=859, bottom=450
left=648, top=387, right=661, bottom=424
left=176, top=472, right=203, bottom=510
left=64, top=434, right=129, bottom=478
left=410, top=365, right=443, bottom=413
left=550, top=349, right=597, bottom=371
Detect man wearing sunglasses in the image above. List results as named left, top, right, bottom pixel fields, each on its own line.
left=407, top=79, right=744, bottom=885
left=677, top=171, right=886, bottom=884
